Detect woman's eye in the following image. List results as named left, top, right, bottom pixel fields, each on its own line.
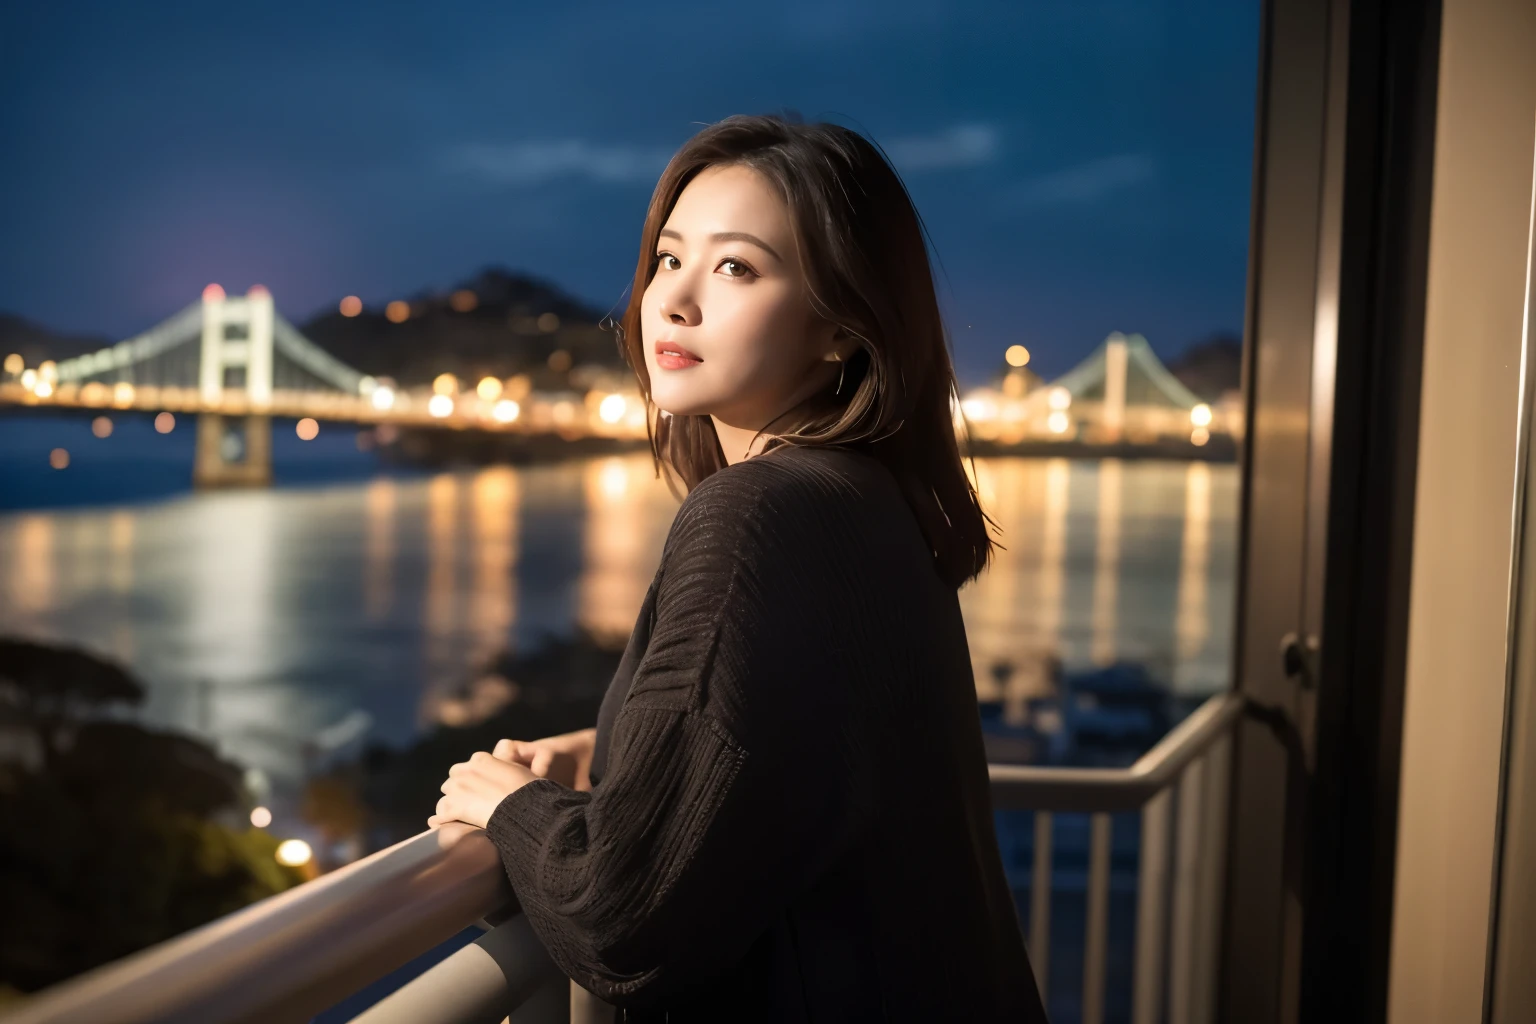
left=718, top=259, right=753, bottom=279
left=656, top=253, right=680, bottom=271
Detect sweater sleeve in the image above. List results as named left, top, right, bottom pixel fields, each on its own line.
left=483, top=462, right=875, bottom=1007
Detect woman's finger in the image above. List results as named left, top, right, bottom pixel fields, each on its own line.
left=493, top=738, right=519, bottom=761
left=530, top=749, right=554, bottom=778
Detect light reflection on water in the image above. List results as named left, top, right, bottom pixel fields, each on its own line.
left=0, top=454, right=1235, bottom=784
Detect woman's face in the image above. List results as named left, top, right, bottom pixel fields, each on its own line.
left=641, top=163, right=842, bottom=430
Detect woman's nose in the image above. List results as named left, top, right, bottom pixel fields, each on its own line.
left=656, top=282, right=700, bottom=326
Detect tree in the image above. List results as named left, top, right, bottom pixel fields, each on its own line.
left=0, top=639, right=302, bottom=995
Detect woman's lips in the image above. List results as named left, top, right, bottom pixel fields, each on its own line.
left=654, top=340, right=703, bottom=370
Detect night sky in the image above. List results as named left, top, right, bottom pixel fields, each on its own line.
left=0, top=0, right=1259, bottom=384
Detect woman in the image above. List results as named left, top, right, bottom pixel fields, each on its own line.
left=430, top=114, right=1048, bottom=1022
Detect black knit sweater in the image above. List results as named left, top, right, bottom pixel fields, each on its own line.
left=486, top=443, right=1047, bottom=1022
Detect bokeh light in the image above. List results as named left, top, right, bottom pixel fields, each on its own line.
left=339, top=296, right=362, bottom=317
left=2, top=353, right=21, bottom=375
left=275, top=839, right=312, bottom=867
left=1005, top=345, right=1031, bottom=367
left=547, top=350, right=572, bottom=373
left=598, top=393, right=627, bottom=423
left=296, top=418, right=319, bottom=441
left=427, top=394, right=454, bottom=418
left=432, top=373, right=458, bottom=396
left=202, top=283, right=226, bottom=302
left=476, top=376, right=502, bottom=401
left=250, top=806, right=272, bottom=828
left=385, top=301, right=410, bottom=324
left=154, top=412, right=175, bottom=434
left=370, top=386, right=395, bottom=411
left=91, top=416, right=113, bottom=438
left=450, top=290, right=478, bottom=313
left=49, top=448, right=70, bottom=470
left=537, top=312, right=560, bottom=333
left=1047, top=386, right=1072, bottom=411
left=1191, top=403, right=1213, bottom=427
left=492, top=399, right=520, bottom=423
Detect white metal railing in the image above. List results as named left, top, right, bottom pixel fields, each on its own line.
left=3, top=692, right=1241, bottom=1024
left=0, top=822, right=560, bottom=1024
left=989, top=691, right=1243, bottom=1024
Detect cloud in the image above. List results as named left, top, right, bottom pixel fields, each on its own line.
left=445, top=121, right=1002, bottom=189
left=443, top=140, right=673, bottom=187
left=1003, top=153, right=1156, bottom=210
left=881, top=124, right=1000, bottom=172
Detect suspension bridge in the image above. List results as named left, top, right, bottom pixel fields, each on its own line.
left=0, top=286, right=649, bottom=486
left=1, top=288, right=1235, bottom=486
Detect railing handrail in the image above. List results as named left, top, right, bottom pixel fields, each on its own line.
left=988, top=691, right=1245, bottom=812
left=4, top=690, right=1246, bottom=1022
left=2, top=823, right=513, bottom=1024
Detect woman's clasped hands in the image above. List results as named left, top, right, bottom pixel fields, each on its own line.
left=427, top=727, right=597, bottom=831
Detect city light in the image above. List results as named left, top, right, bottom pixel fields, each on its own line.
left=1005, top=344, right=1031, bottom=367
left=492, top=398, right=521, bottom=423
left=450, top=290, right=478, bottom=313
left=477, top=376, right=502, bottom=401
left=3, top=353, right=21, bottom=375
left=432, top=373, right=458, bottom=396
left=296, top=417, right=319, bottom=441
left=551, top=400, right=577, bottom=425
left=598, top=393, right=627, bottom=423
left=1191, top=427, right=1211, bottom=446
left=250, top=806, right=272, bottom=828
left=113, top=382, right=136, bottom=407
left=49, top=448, right=69, bottom=469
left=154, top=412, right=175, bottom=433
left=547, top=349, right=573, bottom=372
left=1047, top=411, right=1071, bottom=435
left=428, top=394, right=454, bottom=418
left=384, top=301, right=410, bottom=323
left=249, top=284, right=269, bottom=297
left=339, top=296, right=362, bottom=317
left=203, top=283, right=226, bottom=302
left=81, top=382, right=108, bottom=405
left=537, top=312, right=561, bottom=333
left=1047, top=387, right=1072, bottom=411
left=38, top=360, right=57, bottom=382
left=960, top=394, right=998, bottom=423
left=275, top=839, right=313, bottom=867
left=20, top=369, right=36, bottom=390
left=34, top=380, right=54, bottom=399
left=91, top=416, right=113, bottom=438
left=1191, top=403, right=1213, bottom=427
left=370, top=386, right=395, bottom=411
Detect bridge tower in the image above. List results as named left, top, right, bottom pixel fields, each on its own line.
left=1101, top=334, right=1129, bottom=442
left=194, top=284, right=274, bottom=488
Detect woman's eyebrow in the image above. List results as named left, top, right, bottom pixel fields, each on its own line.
left=658, top=228, right=782, bottom=263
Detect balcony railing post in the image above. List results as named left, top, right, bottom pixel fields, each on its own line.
left=1168, top=758, right=1207, bottom=1022
left=1193, top=735, right=1232, bottom=1024
left=1031, top=811, right=1054, bottom=1000
left=1132, top=789, right=1172, bottom=1024
left=1083, top=812, right=1113, bottom=1024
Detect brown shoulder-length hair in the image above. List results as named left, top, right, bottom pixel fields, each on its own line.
left=614, top=113, right=996, bottom=589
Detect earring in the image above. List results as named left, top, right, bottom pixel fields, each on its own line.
left=834, top=355, right=846, bottom=396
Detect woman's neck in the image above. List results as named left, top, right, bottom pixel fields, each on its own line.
left=710, top=417, right=773, bottom=465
